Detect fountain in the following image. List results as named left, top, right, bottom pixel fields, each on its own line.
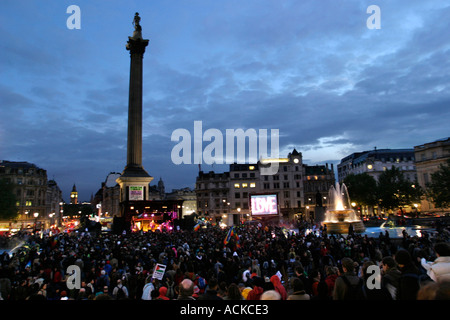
left=322, top=183, right=365, bottom=234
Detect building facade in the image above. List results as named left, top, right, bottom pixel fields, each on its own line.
left=304, top=163, right=336, bottom=220
left=414, top=137, right=450, bottom=212
left=0, top=160, right=62, bottom=231
left=338, top=148, right=416, bottom=183
left=196, top=171, right=230, bottom=223
left=195, top=149, right=334, bottom=226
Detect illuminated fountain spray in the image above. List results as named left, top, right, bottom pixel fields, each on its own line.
left=323, top=183, right=365, bottom=233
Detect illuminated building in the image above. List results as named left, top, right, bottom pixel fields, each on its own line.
left=338, top=148, right=416, bottom=183
left=414, top=137, right=450, bottom=212
left=195, top=149, right=331, bottom=225
left=0, top=160, right=62, bottom=231
left=70, top=184, right=78, bottom=204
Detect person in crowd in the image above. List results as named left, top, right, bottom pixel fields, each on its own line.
left=246, top=276, right=265, bottom=300
left=287, top=277, right=310, bottom=300
left=112, top=279, right=129, bottom=300
left=360, top=260, right=392, bottom=300
left=420, top=242, right=450, bottom=283
left=198, top=277, right=222, bottom=300
left=270, top=274, right=287, bottom=300
left=0, top=220, right=448, bottom=301
left=156, top=286, right=170, bottom=300
left=177, top=279, right=196, bottom=300
left=381, top=256, right=402, bottom=300
left=332, top=257, right=363, bottom=300
left=395, top=249, right=421, bottom=300
left=260, top=290, right=281, bottom=300
left=224, top=283, right=244, bottom=300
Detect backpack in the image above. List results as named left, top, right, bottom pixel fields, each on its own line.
left=116, top=286, right=126, bottom=300
left=341, top=275, right=364, bottom=300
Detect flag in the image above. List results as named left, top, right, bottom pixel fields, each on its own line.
left=194, top=223, right=201, bottom=232
left=235, top=233, right=241, bottom=249
left=224, top=226, right=236, bottom=245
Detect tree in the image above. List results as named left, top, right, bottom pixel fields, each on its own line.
left=377, top=166, right=423, bottom=212
left=0, top=179, right=18, bottom=220
left=343, top=173, right=378, bottom=207
left=427, top=159, right=450, bottom=209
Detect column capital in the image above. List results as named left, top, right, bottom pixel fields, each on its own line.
left=126, top=37, right=149, bottom=55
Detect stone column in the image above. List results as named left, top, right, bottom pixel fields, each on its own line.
left=116, top=14, right=153, bottom=224
left=125, top=37, right=148, bottom=171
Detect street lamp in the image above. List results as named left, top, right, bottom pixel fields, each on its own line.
left=33, top=212, right=39, bottom=234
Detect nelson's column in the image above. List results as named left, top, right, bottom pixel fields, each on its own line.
left=116, top=13, right=153, bottom=229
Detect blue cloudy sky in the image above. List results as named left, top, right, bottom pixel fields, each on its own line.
left=1, top=0, right=449, bottom=202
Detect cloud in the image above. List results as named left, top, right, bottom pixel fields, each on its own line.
left=1, top=1, right=449, bottom=200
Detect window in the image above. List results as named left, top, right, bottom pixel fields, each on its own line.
left=242, top=173, right=248, bottom=178
left=234, top=183, right=240, bottom=188
left=242, top=183, right=248, bottom=188
left=283, top=182, right=290, bottom=188
left=250, top=182, right=256, bottom=188
left=284, top=175, right=288, bottom=180
left=26, top=201, right=32, bottom=206
left=284, top=191, right=290, bottom=198
left=273, top=183, right=280, bottom=189
left=264, top=183, right=270, bottom=189
left=249, top=166, right=255, bottom=170
left=235, top=192, right=241, bottom=199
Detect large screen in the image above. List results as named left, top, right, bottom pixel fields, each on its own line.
left=250, top=194, right=278, bottom=216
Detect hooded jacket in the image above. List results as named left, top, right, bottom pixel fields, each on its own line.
left=270, top=275, right=287, bottom=300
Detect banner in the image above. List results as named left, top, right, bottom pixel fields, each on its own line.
left=152, top=263, right=166, bottom=280
left=129, top=186, right=144, bottom=201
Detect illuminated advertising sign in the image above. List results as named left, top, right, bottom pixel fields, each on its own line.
left=129, top=186, right=144, bottom=201
left=250, top=194, right=278, bottom=216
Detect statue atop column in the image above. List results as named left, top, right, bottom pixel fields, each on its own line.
left=132, top=12, right=142, bottom=39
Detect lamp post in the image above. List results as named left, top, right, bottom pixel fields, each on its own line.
left=33, top=212, right=39, bottom=234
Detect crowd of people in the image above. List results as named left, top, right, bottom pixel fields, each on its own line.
left=0, top=220, right=449, bottom=301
